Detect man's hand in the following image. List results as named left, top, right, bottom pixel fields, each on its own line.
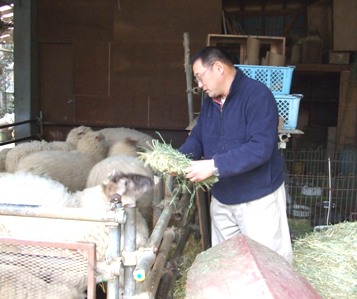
left=185, top=159, right=216, bottom=182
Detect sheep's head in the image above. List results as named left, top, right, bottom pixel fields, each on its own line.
left=66, top=126, right=93, bottom=145
left=102, top=170, right=153, bottom=208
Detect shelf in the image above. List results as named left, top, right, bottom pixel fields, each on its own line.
left=294, top=64, right=351, bottom=73
left=207, top=34, right=285, bottom=64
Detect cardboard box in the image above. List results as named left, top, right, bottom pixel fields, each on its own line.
left=329, top=51, right=350, bottom=64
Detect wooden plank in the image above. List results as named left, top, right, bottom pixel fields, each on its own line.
left=295, top=64, right=350, bottom=73
left=307, top=0, right=333, bottom=51
left=195, top=189, right=211, bottom=250
left=337, top=71, right=357, bottom=149
left=333, top=0, right=357, bottom=51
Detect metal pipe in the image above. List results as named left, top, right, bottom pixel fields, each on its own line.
left=123, top=206, right=137, bottom=298
left=133, top=250, right=156, bottom=282
left=0, top=203, right=126, bottom=223
left=326, top=156, right=332, bottom=225
left=133, top=185, right=181, bottom=285
left=106, top=203, right=122, bottom=299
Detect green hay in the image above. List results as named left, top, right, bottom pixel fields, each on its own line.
left=293, top=222, right=357, bottom=298
left=138, top=135, right=218, bottom=191
left=173, top=234, right=203, bottom=299
left=288, top=218, right=313, bottom=239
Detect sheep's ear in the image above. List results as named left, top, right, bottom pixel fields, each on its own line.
left=125, top=137, right=138, bottom=148
left=107, top=169, right=122, bottom=183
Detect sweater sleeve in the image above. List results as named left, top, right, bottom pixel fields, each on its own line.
left=178, top=123, right=204, bottom=160
left=178, top=102, right=208, bottom=160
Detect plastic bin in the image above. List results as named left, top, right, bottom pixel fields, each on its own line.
left=274, top=94, right=302, bottom=130
left=235, top=65, right=295, bottom=94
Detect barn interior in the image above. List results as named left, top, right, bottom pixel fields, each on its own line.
left=0, top=0, right=356, bottom=298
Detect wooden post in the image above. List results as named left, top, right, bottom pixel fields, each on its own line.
left=183, top=32, right=194, bottom=126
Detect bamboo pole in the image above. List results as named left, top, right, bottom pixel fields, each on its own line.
left=183, top=32, right=194, bottom=125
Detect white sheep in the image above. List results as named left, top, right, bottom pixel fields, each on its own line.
left=15, top=131, right=108, bottom=191
left=0, top=147, right=11, bottom=172
left=98, top=127, right=155, bottom=151
left=0, top=171, right=153, bottom=297
left=107, top=137, right=139, bottom=157
left=5, top=140, right=48, bottom=173
left=86, top=155, right=154, bottom=222
left=5, top=126, right=93, bottom=173
left=43, top=126, right=93, bottom=151
left=64, top=125, right=93, bottom=147
left=0, top=113, right=14, bottom=140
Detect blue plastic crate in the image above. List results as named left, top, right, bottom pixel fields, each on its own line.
left=235, top=65, right=295, bottom=95
left=274, top=94, right=302, bottom=130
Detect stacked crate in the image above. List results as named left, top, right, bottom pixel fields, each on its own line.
left=235, top=65, right=302, bottom=130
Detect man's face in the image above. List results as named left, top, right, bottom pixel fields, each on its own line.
left=193, top=59, right=220, bottom=98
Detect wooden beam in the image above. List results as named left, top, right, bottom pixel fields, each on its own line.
left=282, top=9, right=301, bottom=36
left=224, top=7, right=305, bottom=17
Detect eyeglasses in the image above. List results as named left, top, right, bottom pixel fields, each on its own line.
left=194, top=63, right=214, bottom=84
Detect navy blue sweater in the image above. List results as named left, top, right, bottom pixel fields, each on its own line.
left=179, top=68, right=285, bottom=205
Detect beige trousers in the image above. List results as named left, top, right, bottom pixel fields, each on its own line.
left=210, top=183, right=293, bottom=265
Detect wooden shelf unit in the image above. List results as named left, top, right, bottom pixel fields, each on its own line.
left=207, top=34, right=286, bottom=64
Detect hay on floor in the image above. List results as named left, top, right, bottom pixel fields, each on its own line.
left=293, top=222, right=357, bottom=299
left=173, top=234, right=203, bottom=299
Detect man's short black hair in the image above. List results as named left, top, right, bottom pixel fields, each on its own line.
left=191, top=46, right=234, bottom=67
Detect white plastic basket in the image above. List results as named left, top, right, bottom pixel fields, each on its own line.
left=274, top=94, right=303, bottom=130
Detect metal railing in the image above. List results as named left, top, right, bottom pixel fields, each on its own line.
left=0, top=116, right=43, bottom=146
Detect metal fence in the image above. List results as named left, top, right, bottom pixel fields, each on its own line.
left=282, top=149, right=357, bottom=227
left=0, top=238, right=96, bottom=299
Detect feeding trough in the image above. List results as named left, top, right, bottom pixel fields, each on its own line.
left=185, top=233, right=321, bottom=299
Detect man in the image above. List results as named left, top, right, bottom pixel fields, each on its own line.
left=179, top=46, right=293, bottom=264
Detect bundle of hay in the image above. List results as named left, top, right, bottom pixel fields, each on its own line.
left=293, top=222, right=357, bottom=299
left=138, top=137, right=218, bottom=192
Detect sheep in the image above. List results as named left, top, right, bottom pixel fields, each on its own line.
left=98, top=127, right=155, bottom=151
left=5, top=140, right=48, bottom=173
left=15, top=131, right=108, bottom=192
left=5, top=126, right=93, bottom=173
left=63, top=125, right=93, bottom=148
left=0, top=113, right=14, bottom=140
left=0, top=171, right=153, bottom=297
left=107, top=137, right=139, bottom=157
left=0, top=147, right=11, bottom=171
left=86, top=155, right=154, bottom=223
left=42, top=126, right=93, bottom=151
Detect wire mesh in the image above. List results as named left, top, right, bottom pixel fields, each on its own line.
left=283, top=149, right=357, bottom=228
left=0, top=238, right=96, bottom=299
